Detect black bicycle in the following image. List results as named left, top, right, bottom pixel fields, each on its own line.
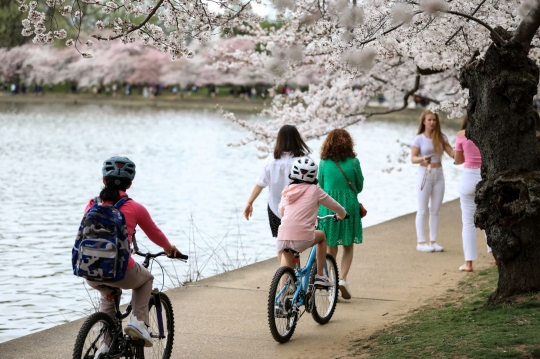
left=72, top=250, right=188, bottom=359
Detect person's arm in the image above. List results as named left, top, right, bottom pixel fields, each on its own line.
left=244, top=185, right=264, bottom=221
left=134, top=202, right=176, bottom=254
left=318, top=188, right=347, bottom=219
left=443, top=135, right=454, bottom=157
left=353, top=158, right=364, bottom=194
left=454, top=132, right=465, bottom=165
left=411, top=146, right=430, bottom=164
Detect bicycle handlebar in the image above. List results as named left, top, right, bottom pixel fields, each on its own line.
left=135, top=250, right=189, bottom=261
left=317, top=213, right=350, bottom=222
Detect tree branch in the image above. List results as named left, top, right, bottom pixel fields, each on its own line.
left=440, top=9, right=507, bottom=46
left=92, top=0, right=166, bottom=41
left=345, top=74, right=421, bottom=119
left=445, top=0, right=488, bottom=45
left=513, top=2, right=540, bottom=50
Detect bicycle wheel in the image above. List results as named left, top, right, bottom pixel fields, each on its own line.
left=267, top=266, right=298, bottom=343
left=145, top=292, right=175, bottom=359
left=311, top=253, right=339, bottom=324
left=72, top=312, right=115, bottom=359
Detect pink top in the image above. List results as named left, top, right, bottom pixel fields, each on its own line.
left=278, top=184, right=346, bottom=242
left=85, top=191, right=172, bottom=269
left=455, top=135, right=482, bottom=169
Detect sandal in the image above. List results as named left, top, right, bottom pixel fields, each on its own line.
left=458, top=264, right=473, bottom=272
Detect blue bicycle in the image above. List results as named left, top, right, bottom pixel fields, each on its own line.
left=267, top=214, right=343, bottom=343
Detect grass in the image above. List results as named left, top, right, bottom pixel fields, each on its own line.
left=350, top=267, right=540, bottom=359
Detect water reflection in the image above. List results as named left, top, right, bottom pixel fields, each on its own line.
left=0, top=103, right=461, bottom=343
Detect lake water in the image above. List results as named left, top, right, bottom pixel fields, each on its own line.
left=0, top=102, right=462, bottom=343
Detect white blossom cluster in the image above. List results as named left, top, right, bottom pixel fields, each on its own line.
left=19, top=0, right=263, bottom=59
left=213, top=0, right=538, bottom=150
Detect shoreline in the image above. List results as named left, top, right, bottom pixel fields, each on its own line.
left=0, top=93, right=462, bottom=126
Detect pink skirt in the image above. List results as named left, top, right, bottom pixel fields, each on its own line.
left=276, top=237, right=316, bottom=254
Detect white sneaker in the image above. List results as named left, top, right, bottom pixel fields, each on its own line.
left=338, top=279, right=352, bottom=300
left=431, top=242, right=444, bottom=252
left=124, top=316, right=153, bottom=347
left=94, top=343, right=109, bottom=358
left=416, top=243, right=435, bottom=252
left=314, top=275, right=334, bottom=287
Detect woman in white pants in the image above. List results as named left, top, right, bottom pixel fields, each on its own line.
left=410, top=110, right=453, bottom=252
left=454, top=116, right=490, bottom=271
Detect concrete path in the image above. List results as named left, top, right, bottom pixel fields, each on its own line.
left=0, top=199, right=494, bottom=359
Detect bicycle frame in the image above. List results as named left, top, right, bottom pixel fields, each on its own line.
left=275, top=214, right=336, bottom=311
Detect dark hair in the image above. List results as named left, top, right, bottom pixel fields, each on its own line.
left=320, top=128, right=356, bottom=162
left=100, top=177, right=132, bottom=202
left=461, top=115, right=468, bottom=131
left=274, top=125, right=311, bottom=159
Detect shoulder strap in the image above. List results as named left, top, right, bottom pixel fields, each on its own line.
left=93, top=197, right=100, bottom=207
left=333, top=160, right=356, bottom=193
left=114, top=197, right=131, bottom=209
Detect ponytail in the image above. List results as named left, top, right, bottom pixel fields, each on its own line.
left=100, top=177, right=131, bottom=202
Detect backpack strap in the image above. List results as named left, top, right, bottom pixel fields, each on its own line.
left=114, top=197, right=131, bottom=209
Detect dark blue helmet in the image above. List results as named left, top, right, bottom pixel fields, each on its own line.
left=102, top=156, right=136, bottom=181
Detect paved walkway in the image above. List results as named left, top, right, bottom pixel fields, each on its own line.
left=0, top=199, right=493, bottom=359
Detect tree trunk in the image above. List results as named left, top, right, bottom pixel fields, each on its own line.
left=460, top=27, right=540, bottom=305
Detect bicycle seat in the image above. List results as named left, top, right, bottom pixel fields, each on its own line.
left=283, top=248, right=300, bottom=255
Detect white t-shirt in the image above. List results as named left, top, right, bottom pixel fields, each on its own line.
left=411, top=134, right=448, bottom=163
left=256, top=153, right=303, bottom=218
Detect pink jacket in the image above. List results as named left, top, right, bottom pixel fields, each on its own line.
left=278, top=184, right=346, bottom=241
left=85, top=191, right=172, bottom=269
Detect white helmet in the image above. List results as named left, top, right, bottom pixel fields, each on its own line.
left=290, top=157, right=318, bottom=183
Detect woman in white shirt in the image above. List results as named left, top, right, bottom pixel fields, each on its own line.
left=244, top=125, right=311, bottom=240
left=410, top=110, right=453, bottom=253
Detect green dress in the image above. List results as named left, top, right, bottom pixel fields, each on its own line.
left=317, top=157, right=364, bottom=246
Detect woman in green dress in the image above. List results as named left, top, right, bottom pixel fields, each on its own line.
left=318, top=129, right=364, bottom=299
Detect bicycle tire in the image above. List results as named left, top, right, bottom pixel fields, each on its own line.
left=267, top=266, right=298, bottom=343
left=311, top=253, right=339, bottom=324
left=72, top=312, right=115, bottom=359
left=145, top=292, right=175, bottom=359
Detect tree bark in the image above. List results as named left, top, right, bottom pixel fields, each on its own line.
left=460, top=26, right=540, bottom=305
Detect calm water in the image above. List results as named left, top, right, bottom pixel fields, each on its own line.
left=0, top=102, right=461, bottom=343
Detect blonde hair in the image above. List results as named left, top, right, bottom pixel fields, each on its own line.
left=416, top=110, right=445, bottom=154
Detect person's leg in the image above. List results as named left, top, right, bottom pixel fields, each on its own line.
left=340, top=245, right=354, bottom=281
left=86, top=281, right=120, bottom=322
left=314, top=230, right=327, bottom=276
left=416, top=168, right=432, bottom=249
left=280, top=250, right=295, bottom=269
left=429, top=168, right=445, bottom=246
left=109, top=263, right=154, bottom=325
left=460, top=169, right=478, bottom=270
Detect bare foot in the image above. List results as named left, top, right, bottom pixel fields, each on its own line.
left=459, top=264, right=473, bottom=272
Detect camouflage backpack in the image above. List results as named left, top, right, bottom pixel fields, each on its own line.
left=72, top=197, right=131, bottom=282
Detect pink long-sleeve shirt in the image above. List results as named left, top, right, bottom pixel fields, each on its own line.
left=278, top=184, right=346, bottom=242
left=85, top=191, right=172, bottom=269
left=455, top=135, right=482, bottom=169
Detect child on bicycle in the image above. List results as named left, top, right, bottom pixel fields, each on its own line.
left=84, top=156, right=182, bottom=352
left=277, top=157, right=347, bottom=287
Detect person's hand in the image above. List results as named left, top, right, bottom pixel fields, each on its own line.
left=165, top=245, right=180, bottom=258
left=244, top=203, right=253, bottom=221
left=336, top=212, right=346, bottom=220
left=421, top=156, right=431, bottom=164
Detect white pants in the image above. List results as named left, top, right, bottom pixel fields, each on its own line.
left=416, top=167, right=445, bottom=243
left=459, top=168, right=490, bottom=261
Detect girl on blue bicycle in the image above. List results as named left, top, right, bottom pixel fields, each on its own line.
left=277, top=157, right=347, bottom=286
left=85, top=156, right=182, bottom=352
